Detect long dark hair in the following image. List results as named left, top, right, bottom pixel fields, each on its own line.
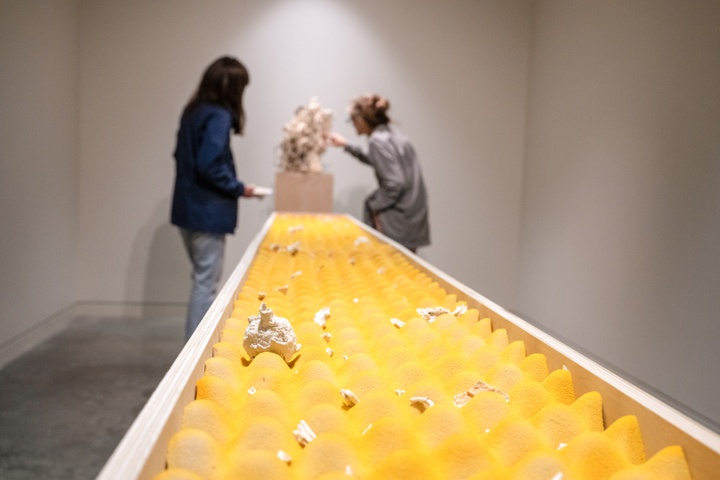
left=184, top=56, right=250, bottom=134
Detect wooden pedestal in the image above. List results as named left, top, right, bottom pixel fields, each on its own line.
left=274, top=171, right=333, bottom=213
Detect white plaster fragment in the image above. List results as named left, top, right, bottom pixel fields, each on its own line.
left=287, top=241, right=301, bottom=255
left=390, top=318, right=405, bottom=328
left=354, top=236, right=369, bottom=246
left=340, top=388, right=359, bottom=407
left=277, top=450, right=292, bottom=465
left=314, top=307, right=331, bottom=328
left=410, top=396, right=434, bottom=412
left=243, top=303, right=301, bottom=362
left=293, top=420, right=317, bottom=447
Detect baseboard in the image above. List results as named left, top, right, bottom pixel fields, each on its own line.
left=0, top=301, right=187, bottom=371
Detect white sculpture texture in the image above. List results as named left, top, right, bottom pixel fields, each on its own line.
left=279, top=97, right=332, bottom=173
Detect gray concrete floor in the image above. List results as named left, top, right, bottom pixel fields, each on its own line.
left=0, top=314, right=184, bottom=480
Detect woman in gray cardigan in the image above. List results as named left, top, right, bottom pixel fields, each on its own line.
left=328, top=94, right=430, bottom=252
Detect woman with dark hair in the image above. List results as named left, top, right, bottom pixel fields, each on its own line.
left=171, top=56, right=257, bottom=339
left=328, top=93, right=430, bottom=252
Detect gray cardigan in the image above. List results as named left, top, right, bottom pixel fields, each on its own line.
left=345, top=124, right=430, bottom=249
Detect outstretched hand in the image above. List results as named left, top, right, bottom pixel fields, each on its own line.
left=326, top=132, right=347, bottom=148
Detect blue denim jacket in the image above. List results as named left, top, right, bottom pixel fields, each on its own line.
left=171, top=103, right=245, bottom=234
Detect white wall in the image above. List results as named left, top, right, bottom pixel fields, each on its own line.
left=76, top=0, right=531, bottom=308
left=0, top=1, right=80, bottom=344
left=515, top=1, right=720, bottom=427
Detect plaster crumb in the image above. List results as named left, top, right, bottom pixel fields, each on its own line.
left=410, top=396, right=434, bottom=412
left=354, top=236, right=369, bottom=246
left=314, top=307, right=331, bottom=328
left=340, top=388, right=359, bottom=407
left=287, top=241, right=301, bottom=255
left=277, top=450, right=292, bottom=465
left=390, top=318, right=405, bottom=328
left=247, top=386, right=257, bottom=395
left=293, top=420, right=316, bottom=447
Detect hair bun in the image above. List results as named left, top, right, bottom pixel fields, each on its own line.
left=374, top=95, right=389, bottom=113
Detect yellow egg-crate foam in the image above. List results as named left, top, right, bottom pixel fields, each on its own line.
left=155, top=215, right=692, bottom=480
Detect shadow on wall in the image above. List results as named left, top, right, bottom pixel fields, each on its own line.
left=126, top=198, right=190, bottom=317
left=333, top=185, right=369, bottom=220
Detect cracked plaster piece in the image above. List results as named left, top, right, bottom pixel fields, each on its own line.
left=257, top=292, right=266, bottom=300
left=362, top=424, right=373, bottom=435
left=550, top=473, right=564, bottom=480
left=243, top=303, right=301, bottom=362
left=279, top=97, right=332, bottom=173
left=276, top=285, right=289, bottom=295
left=247, top=386, right=257, bottom=396
left=326, top=347, right=334, bottom=357
left=416, top=304, right=468, bottom=323
left=291, top=270, right=303, bottom=279
left=322, top=333, right=332, bottom=343
left=394, top=389, right=406, bottom=396
left=410, top=396, right=434, bottom=412
left=453, top=380, right=510, bottom=407
left=293, top=420, right=317, bottom=447
left=314, top=307, right=331, bottom=328
left=340, top=389, right=360, bottom=408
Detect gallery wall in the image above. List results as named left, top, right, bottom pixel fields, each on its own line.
left=0, top=0, right=80, bottom=344
left=76, top=0, right=531, bottom=309
left=515, top=1, right=720, bottom=427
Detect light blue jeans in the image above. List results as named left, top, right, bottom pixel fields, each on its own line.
left=180, top=229, right=225, bottom=340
